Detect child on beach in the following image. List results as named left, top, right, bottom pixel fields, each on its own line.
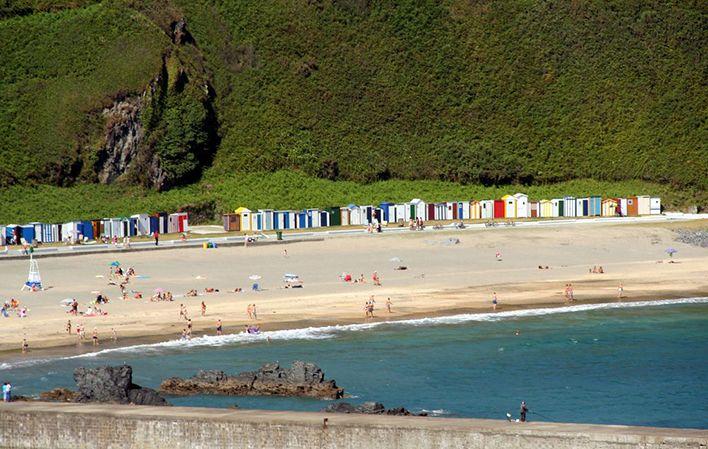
left=92, top=328, right=99, bottom=346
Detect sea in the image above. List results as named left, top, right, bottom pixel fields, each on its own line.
left=2, top=298, right=707, bottom=429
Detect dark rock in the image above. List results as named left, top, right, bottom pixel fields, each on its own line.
left=323, top=402, right=358, bottom=413
left=160, top=361, right=343, bottom=399
left=127, top=387, right=169, bottom=406
left=323, top=401, right=425, bottom=416
left=356, top=401, right=385, bottom=414
left=73, top=365, right=169, bottom=406
left=74, top=365, right=132, bottom=403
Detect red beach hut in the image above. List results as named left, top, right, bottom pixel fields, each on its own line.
left=493, top=200, right=505, bottom=219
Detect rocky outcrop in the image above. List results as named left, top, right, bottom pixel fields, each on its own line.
left=323, top=401, right=427, bottom=416
left=160, top=361, right=343, bottom=399
left=95, top=97, right=143, bottom=184
left=39, top=388, right=79, bottom=402
left=73, top=365, right=168, bottom=406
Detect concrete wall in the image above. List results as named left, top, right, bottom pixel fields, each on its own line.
left=0, top=403, right=706, bottom=449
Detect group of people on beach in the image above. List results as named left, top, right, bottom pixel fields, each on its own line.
left=589, top=265, right=605, bottom=274
left=1, top=298, right=27, bottom=319
left=408, top=218, right=426, bottom=230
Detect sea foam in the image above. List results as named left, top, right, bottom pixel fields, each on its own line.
left=2, top=297, right=706, bottom=371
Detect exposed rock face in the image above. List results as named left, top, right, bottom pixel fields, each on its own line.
left=39, top=388, right=79, bottom=402
left=160, top=361, right=343, bottom=399
left=323, top=401, right=427, bottom=416
left=73, top=365, right=168, bottom=406
left=95, top=97, right=143, bottom=184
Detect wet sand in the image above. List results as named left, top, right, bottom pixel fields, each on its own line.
left=1, top=219, right=706, bottom=355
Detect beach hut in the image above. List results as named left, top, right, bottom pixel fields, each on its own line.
left=155, top=212, right=168, bottom=234
left=0, top=227, right=5, bottom=245
left=502, top=195, right=516, bottom=218
left=167, top=214, right=179, bottom=234
left=618, top=198, right=628, bottom=217
left=493, top=199, right=505, bottom=219
left=552, top=199, right=563, bottom=217
left=408, top=199, right=427, bottom=220
left=41, top=223, right=56, bottom=243
left=338, top=207, right=350, bottom=226
left=470, top=201, right=482, bottom=220
left=480, top=200, right=494, bottom=219
left=530, top=201, right=539, bottom=218
left=602, top=199, right=618, bottom=216
left=539, top=200, right=553, bottom=218
left=626, top=197, right=639, bottom=216
left=61, top=222, right=80, bottom=242
left=513, top=193, right=529, bottom=218
left=650, top=197, right=661, bottom=215
left=345, top=205, right=362, bottom=225
left=636, top=195, right=651, bottom=215
left=562, top=197, right=576, bottom=217
left=131, top=214, right=150, bottom=236
left=319, top=210, right=330, bottom=227
left=258, top=210, right=274, bottom=231
left=325, top=207, right=341, bottom=227
left=588, top=196, right=601, bottom=216
left=235, top=207, right=253, bottom=231
left=433, top=203, right=446, bottom=221
left=575, top=198, right=589, bottom=217
left=223, top=213, right=240, bottom=231
left=379, top=202, right=394, bottom=222
left=79, top=221, right=94, bottom=240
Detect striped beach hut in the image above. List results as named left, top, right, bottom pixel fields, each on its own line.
left=480, top=200, right=494, bottom=219
left=588, top=196, right=601, bottom=216
left=408, top=199, right=427, bottom=221
left=602, top=199, right=618, bottom=216
left=539, top=200, right=553, bottom=218
left=258, top=210, right=275, bottom=231
left=562, top=197, right=576, bottom=217
left=470, top=201, right=482, bottom=220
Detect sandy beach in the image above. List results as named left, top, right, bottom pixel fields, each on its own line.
left=1, top=219, right=706, bottom=354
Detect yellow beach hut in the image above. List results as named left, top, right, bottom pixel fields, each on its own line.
left=601, top=199, right=618, bottom=217
left=502, top=194, right=517, bottom=218
left=234, top=207, right=253, bottom=232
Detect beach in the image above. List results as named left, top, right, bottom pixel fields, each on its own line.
left=1, top=219, right=706, bottom=354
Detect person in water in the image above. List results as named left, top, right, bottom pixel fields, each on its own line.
left=520, top=401, right=528, bottom=422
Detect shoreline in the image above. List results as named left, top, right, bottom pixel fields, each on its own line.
left=4, top=290, right=706, bottom=365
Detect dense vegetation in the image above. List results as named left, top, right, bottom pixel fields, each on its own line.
left=0, top=1, right=705, bottom=218
left=0, top=172, right=696, bottom=224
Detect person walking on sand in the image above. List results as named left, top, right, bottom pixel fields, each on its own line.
left=21, top=338, right=29, bottom=353
left=246, top=304, right=253, bottom=320
left=252, top=304, right=258, bottom=320
left=66, top=320, right=72, bottom=335
left=216, top=319, right=223, bottom=336
left=92, top=328, right=99, bottom=346
left=617, top=282, right=624, bottom=299
left=111, top=328, right=117, bottom=342
left=386, top=297, right=392, bottom=313
left=201, top=301, right=207, bottom=317
left=492, top=292, right=498, bottom=310
left=153, top=231, right=159, bottom=246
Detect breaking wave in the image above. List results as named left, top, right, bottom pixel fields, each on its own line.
left=2, top=297, right=706, bottom=371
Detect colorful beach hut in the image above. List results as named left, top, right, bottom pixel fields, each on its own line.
left=625, top=197, right=639, bottom=217
left=234, top=207, right=253, bottom=231
left=223, top=213, right=240, bottom=231
left=539, top=200, right=553, bottom=218
left=602, top=199, right=618, bottom=216
left=493, top=199, right=505, bottom=219
left=470, top=201, right=482, bottom=220
left=529, top=201, right=539, bottom=218
left=500, top=195, right=516, bottom=218
left=562, top=197, right=576, bottom=217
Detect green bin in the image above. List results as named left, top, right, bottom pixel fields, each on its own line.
left=276, top=231, right=283, bottom=240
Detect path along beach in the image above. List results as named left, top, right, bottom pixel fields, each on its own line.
left=0, top=219, right=706, bottom=355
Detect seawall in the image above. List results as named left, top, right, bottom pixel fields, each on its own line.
left=0, top=403, right=706, bottom=449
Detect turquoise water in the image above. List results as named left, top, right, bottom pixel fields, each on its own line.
left=3, top=299, right=707, bottom=429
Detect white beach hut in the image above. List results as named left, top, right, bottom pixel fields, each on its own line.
left=637, top=195, right=651, bottom=215
left=650, top=197, right=661, bottom=215
left=513, top=193, right=529, bottom=218
left=480, top=200, right=494, bottom=219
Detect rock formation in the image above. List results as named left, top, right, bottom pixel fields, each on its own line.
left=95, top=97, right=143, bottom=184
left=160, top=361, right=344, bottom=399
left=73, top=365, right=168, bottom=406
left=323, top=401, right=427, bottom=416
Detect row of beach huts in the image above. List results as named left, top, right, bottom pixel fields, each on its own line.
left=222, top=194, right=662, bottom=232
left=1, top=212, right=189, bottom=246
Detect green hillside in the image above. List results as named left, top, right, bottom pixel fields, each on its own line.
left=0, top=1, right=706, bottom=210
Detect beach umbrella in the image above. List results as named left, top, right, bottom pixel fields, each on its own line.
left=109, top=261, right=120, bottom=267
left=389, top=257, right=402, bottom=263
left=248, top=274, right=262, bottom=280
left=59, top=298, right=73, bottom=306
left=665, top=248, right=677, bottom=258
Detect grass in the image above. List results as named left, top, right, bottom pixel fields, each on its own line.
left=0, top=171, right=698, bottom=225
left=0, top=1, right=706, bottom=192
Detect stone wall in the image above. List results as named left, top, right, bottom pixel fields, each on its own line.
left=0, top=402, right=706, bottom=449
